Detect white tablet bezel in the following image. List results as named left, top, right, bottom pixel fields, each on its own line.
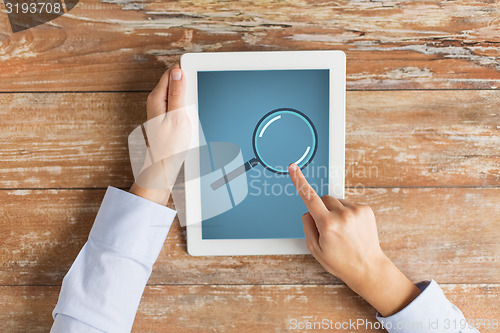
left=180, top=50, right=345, bottom=256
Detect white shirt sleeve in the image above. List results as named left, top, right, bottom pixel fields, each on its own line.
left=51, top=186, right=177, bottom=333
left=376, top=279, right=480, bottom=333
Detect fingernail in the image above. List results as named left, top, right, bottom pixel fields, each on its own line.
left=289, top=163, right=297, bottom=172
left=171, top=69, right=182, bottom=81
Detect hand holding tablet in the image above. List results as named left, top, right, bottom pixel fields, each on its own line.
left=129, top=64, right=189, bottom=205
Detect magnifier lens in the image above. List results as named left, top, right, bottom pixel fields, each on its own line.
left=254, top=110, right=316, bottom=173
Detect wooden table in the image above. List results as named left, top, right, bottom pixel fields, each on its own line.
left=1, top=1, right=499, bottom=332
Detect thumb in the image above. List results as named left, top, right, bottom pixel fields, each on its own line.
left=167, top=64, right=186, bottom=111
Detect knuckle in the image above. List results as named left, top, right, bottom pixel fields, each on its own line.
left=305, top=240, right=316, bottom=253
left=362, top=204, right=373, bottom=214
left=147, top=90, right=157, bottom=103
left=301, top=185, right=316, bottom=201
left=168, top=87, right=184, bottom=97
left=147, top=93, right=160, bottom=109
left=339, top=209, right=355, bottom=222
left=322, top=219, right=337, bottom=234
left=352, top=205, right=363, bottom=214
left=356, top=204, right=373, bottom=215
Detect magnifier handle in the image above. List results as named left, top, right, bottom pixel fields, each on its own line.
left=210, top=158, right=259, bottom=191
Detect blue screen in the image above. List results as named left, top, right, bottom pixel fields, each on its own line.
left=198, top=69, right=329, bottom=239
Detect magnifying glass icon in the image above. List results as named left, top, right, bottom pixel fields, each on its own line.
left=210, top=108, right=318, bottom=190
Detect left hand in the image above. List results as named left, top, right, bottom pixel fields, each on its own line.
left=130, top=63, right=188, bottom=205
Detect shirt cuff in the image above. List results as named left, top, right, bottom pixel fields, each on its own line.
left=51, top=186, right=177, bottom=333
left=51, top=314, right=104, bottom=333
left=89, top=186, right=177, bottom=264
left=376, top=279, right=478, bottom=333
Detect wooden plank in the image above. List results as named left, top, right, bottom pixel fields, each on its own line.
left=0, top=92, right=144, bottom=189
left=1, top=188, right=498, bottom=286
left=0, top=0, right=499, bottom=91
left=345, top=90, right=500, bottom=187
left=0, top=91, right=498, bottom=188
left=0, top=284, right=498, bottom=332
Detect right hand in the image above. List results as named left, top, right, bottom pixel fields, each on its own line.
left=288, top=163, right=421, bottom=317
left=287, top=163, right=384, bottom=286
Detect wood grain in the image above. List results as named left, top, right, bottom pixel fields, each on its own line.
left=1, top=1, right=498, bottom=330
left=1, top=187, right=498, bottom=286
left=0, top=0, right=498, bottom=91
left=0, top=90, right=498, bottom=189
left=0, top=284, right=498, bottom=332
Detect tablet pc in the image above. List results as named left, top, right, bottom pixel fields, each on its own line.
left=181, top=50, right=345, bottom=256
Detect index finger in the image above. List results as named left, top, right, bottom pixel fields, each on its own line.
left=288, top=163, right=328, bottom=221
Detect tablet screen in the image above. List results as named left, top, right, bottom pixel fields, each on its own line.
left=198, top=69, right=329, bottom=239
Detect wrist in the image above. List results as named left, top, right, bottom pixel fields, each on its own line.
left=346, top=253, right=421, bottom=317
left=129, top=182, right=170, bottom=206
left=342, top=252, right=390, bottom=295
